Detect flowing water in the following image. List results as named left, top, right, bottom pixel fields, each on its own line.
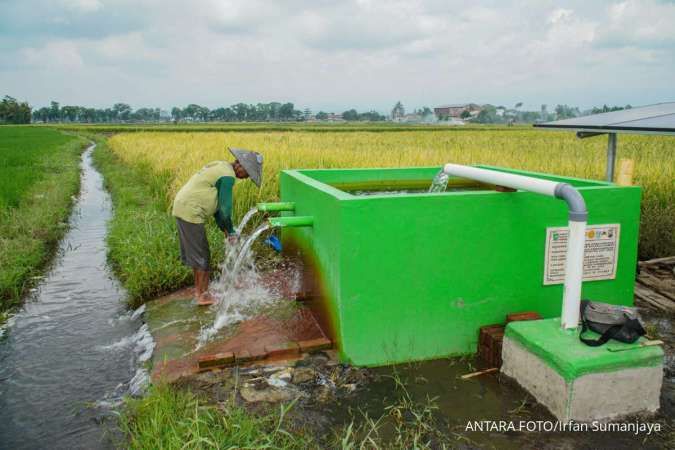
left=198, top=223, right=278, bottom=345
left=0, top=145, right=151, bottom=449
left=428, top=169, right=449, bottom=193
left=235, top=207, right=259, bottom=235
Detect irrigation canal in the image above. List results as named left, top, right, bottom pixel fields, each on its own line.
left=0, top=144, right=150, bottom=449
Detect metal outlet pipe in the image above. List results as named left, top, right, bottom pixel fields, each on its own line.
left=442, top=164, right=588, bottom=330
left=257, top=202, right=296, bottom=212
left=268, top=215, right=314, bottom=228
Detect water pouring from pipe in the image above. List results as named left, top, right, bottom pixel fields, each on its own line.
left=197, top=204, right=312, bottom=346
left=429, top=169, right=449, bottom=193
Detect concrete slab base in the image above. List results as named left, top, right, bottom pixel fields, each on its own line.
left=501, top=318, right=664, bottom=422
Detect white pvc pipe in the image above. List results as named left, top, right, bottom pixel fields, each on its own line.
left=443, top=163, right=558, bottom=197
left=561, top=220, right=586, bottom=329
left=442, top=163, right=587, bottom=330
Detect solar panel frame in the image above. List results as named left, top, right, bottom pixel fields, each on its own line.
left=534, top=102, right=675, bottom=135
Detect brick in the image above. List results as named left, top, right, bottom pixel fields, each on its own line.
left=235, top=349, right=266, bottom=363
left=197, top=352, right=234, bottom=370
left=265, top=341, right=300, bottom=359
left=479, top=324, right=504, bottom=347
left=506, top=312, right=542, bottom=323
left=298, top=337, right=332, bottom=353
left=478, top=324, right=505, bottom=368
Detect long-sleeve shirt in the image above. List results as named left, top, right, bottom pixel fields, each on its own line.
left=213, top=176, right=235, bottom=234
left=172, top=161, right=236, bottom=234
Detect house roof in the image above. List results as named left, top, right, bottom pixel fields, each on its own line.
left=434, top=103, right=477, bottom=109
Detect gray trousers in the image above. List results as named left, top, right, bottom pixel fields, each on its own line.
left=175, top=217, right=210, bottom=271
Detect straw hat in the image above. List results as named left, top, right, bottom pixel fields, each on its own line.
left=229, top=147, right=263, bottom=187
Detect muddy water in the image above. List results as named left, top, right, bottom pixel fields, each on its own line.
left=314, top=354, right=674, bottom=449
left=0, top=145, right=149, bottom=449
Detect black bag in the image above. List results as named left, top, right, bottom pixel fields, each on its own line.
left=579, top=300, right=646, bottom=347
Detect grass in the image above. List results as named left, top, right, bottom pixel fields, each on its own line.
left=0, top=126, right=86, bottom=312
left=119, top=384, right=315, bottom=450
left=91, top=138, right=227, bottom=306
left=0, top=126, right=78, bottom=209
left=120, top=378, right=453, bottom=449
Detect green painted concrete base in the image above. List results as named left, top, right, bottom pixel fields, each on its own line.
left=502, top=318, right=664, bottom=421
left=505, top=318, right=663, bottom=382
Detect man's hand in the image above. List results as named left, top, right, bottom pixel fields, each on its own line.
left=227, top=233, right=239, bottom=245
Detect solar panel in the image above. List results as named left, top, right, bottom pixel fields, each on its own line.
left=535, top=102, right=675, bottom=134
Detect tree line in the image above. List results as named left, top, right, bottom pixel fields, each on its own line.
left=471, top=103, right=632, bottom=124
left=0, top=96, right=32, bottom=124
left=0, top=94, right=637, bottom=125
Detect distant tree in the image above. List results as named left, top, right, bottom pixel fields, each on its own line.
left=554, top=104, right=580, bottom=120
left=342, top=109, right=359, bottom=121
left=474, top=105, right=501, bottom=124
left=61, top=105, right=78, bottom=122
left=170, top=107, right=182, bottom=122
left=0, top=96, right=32, bottom=124
left=315, top=111, right=328, bottom=120
left=48, top=101, right=61, bottom=122
left=279, top=103, right=295, bottom=120
left=391, top=101, right=405, bottom=120
left=34, top=106, right=50, bottom=123
left=591, top=104, right=632, bottom=115
left=268, top=102, right=282, bottom=121
left=460, top=110, right=471, bottom=119
left=358, top=110, right=385, bottom=121
left=113, top=103, right=132, bottom=121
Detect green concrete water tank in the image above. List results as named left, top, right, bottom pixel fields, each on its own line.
left=277, top=165, right=641, bottom=366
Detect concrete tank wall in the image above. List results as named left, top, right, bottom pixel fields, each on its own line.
left=279, top=166, right=641, bottom=366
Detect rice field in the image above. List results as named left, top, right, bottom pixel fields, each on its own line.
left=0, top=127, right=77, bottom=210
left=107, top=129, right=674, bottom=259
left=0, top=127, right=85, bottom=310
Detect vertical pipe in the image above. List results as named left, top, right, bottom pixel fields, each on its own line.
left=561, top=220, right=586, bottom=329
left=605, top=133, right=617, bottom=182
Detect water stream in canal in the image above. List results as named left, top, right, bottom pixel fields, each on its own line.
left=0, top=145, right=151, bottom=449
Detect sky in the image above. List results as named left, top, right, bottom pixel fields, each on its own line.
left=1, top=0, right=674, bottom=113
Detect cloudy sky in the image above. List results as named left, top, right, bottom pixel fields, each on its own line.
left=1, top=0, right=674, bottom=112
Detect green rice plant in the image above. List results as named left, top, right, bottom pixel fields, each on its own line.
left=0, top=126, right=86, bottom=312
left=0, top=126, right=76, bottom=209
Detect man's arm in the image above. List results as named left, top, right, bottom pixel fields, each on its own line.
left=214, top=176, right=235, bottom=235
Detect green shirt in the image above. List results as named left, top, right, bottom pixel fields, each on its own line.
left=172, top=161, right=236, bottom=234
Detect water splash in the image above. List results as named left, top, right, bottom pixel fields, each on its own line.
left=98, top=323, right=155, bottom=363
left=232, top=224, right=271, bottom=279
left=428, top=169, right=449, bottom=193
left=236, top=207, right=259, bottom=235
left=198, top=222, right=278, bottom=345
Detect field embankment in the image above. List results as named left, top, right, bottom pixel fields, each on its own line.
left=0, top=126, right=86, bottom=312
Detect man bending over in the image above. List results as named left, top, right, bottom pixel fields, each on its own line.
left=172, top=148, right=263, bottom=306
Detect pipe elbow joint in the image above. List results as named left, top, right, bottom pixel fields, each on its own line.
left=554, top=183, right=588, bottom=222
